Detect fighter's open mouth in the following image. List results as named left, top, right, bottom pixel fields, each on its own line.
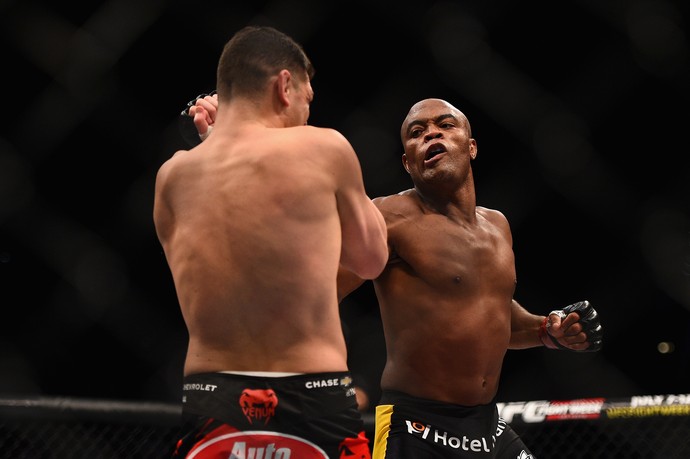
left=425, top=143, right=446, bottom=160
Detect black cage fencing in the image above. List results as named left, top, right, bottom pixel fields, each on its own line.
left=1, top=394, right=689, bottom=458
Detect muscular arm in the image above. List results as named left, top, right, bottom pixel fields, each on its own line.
left=338, top=195, right=387, bottom=280
left=337, top=266, right=367, bottom=303
left=509, top=299, right=604, bottom=352
left=508, top=300, right=545, bottom=349
left=331, top=131, right=388, bottom=280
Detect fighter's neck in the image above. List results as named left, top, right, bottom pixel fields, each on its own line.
left=413, top=186, right=477, bottom=221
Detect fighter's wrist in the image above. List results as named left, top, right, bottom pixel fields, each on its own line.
left=199, top=125, right=213, bottom=141
left=538, top=316, right=561, bottom=350
left=179, top=113, right=201, bottom=147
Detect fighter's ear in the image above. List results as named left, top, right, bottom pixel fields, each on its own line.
left=276, top=69, right=291, bottom=106
left=469, top=138, right=478, bottom=160
left=402, top=153, right=411, bottom=174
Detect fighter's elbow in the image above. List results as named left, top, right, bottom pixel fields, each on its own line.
left=357, top=244, right=388, bottom=280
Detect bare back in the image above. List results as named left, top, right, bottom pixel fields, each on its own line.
left=374, top=190, right=516, bottom=405
left=154, top=125, right=385, bottom=376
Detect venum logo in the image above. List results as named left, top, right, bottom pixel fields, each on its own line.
left=239, top=388, right=278, bottom=425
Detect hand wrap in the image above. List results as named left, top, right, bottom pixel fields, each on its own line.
left=178, top=91, right=217, bottom=147
left=539, top=300, right=603, bottom=352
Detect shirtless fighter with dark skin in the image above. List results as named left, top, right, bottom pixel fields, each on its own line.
left=338, top=98, right=603, bottom=458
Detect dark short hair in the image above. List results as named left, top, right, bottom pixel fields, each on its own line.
left=216, top=26, right=315, bottom=100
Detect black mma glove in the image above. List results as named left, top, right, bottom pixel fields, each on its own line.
left=539, top=300, right=603, bottom=352
left=178, top=91, right=216, bottom=147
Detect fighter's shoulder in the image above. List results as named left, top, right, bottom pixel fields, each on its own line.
left=477, top=205, right=506, bottom=218
left=372, top=189, right=419, bottom=215
left=285, top=126, right=355, bottom=165
left=156, top=149, right=191, bottom=178
left=291, top=125, right=350, bottom=148
left=477, top=206, right=510, bottom=229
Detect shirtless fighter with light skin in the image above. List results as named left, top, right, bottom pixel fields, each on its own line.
left=183, top=95, right=603, bottom=458
left=155, top=26, right=387, bottom=458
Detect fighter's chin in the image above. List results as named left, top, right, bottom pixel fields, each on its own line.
left=419, top=168, right=449, bottom=183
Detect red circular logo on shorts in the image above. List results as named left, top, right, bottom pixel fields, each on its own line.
left=187, top=430, right=329, bottom=458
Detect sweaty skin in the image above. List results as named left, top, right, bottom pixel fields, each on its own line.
left=339, top=98, right=587, bottom=406
left=154, top=68, right=387, bottom=378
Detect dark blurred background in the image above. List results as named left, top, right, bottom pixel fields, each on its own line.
left=1, top=0, right=688, bottom=408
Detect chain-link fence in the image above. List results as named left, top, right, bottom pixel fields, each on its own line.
left=1, top=395, right=689, bottom=458
left=0, top=397, right=181, bottom=459
left=500, top=396, right=690, bottom=458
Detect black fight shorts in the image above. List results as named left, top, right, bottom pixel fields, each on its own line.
left=373, top=390, right=535, bottom=459
left=171, top=371, right=370, bottom=459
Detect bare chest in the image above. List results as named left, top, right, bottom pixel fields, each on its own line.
left=388, top=213, right=516, bottom=291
